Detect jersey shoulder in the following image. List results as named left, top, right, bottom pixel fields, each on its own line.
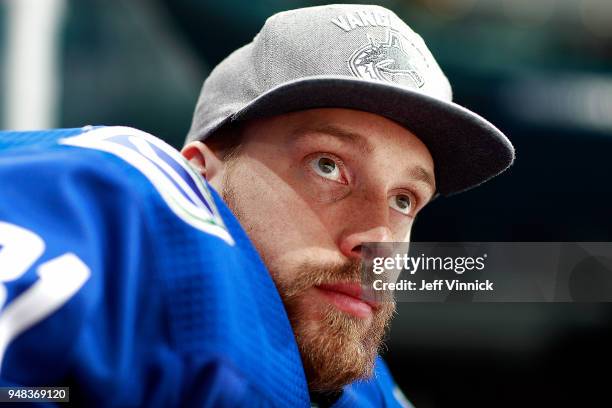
left=0, top=125, right=233, bottom=245
left=0, top=126, right=87, bottom=152
left=0, top=126, right=309, bottom=406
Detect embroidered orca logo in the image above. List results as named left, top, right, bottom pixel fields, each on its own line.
left=348, top=29, right=426, bottom=88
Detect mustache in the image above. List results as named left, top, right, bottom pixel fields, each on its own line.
left=278, top=259, right=363, bottom=299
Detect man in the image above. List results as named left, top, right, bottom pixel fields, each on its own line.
left=0, top=4, right=513, bottom=407
left=181, top=3, right=513, bottom=399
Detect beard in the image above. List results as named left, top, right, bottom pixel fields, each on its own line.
left=221, top=165, right=396, bottom=393
left=274, top=259, right=396, bottom=393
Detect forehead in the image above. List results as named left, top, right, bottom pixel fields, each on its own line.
left=242, top=108, right=435, bottom=170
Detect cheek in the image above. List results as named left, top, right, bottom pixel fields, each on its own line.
left=227, top=160, right=334, bottom=262
left=389, top=214, right=413, bottom=242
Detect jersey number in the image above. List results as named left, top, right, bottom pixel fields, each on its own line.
left=0, top=221, right=90, bottom=372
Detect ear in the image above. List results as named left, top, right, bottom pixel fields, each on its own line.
left=181, top=141, right=225, bottom=182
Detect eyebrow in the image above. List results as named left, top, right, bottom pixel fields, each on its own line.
left=407, top=166, right=436, bottom=199
left=293, top=124, right=436, bottom=196
left=293, top=124, right=374, bottom=154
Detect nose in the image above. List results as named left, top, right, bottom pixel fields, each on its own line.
left=338, top=225, right=393, bottom=261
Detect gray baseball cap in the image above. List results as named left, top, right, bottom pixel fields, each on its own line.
left=186, top=4, right=514, bottom=196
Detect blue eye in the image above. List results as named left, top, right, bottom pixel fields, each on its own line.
left=309, top=155, right=342, bottom=181
left=389, top=194, right=412, bottom=215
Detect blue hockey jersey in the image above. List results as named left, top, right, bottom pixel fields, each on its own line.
left=0, top=126, right=411, bottom=407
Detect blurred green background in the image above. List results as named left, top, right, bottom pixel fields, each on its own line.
left=1, top=1, right=612, bottom=407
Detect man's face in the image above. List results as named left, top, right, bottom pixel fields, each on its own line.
left=197, top=108, right=435, bottom=392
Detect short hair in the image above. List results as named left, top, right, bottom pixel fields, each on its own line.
left=200, top=122, right=244, bottom=162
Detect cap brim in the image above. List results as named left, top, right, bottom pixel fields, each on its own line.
left=230, top=76, right=514, bottom=196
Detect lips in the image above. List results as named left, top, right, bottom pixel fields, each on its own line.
left=315, top=282, right=379, bottom=319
